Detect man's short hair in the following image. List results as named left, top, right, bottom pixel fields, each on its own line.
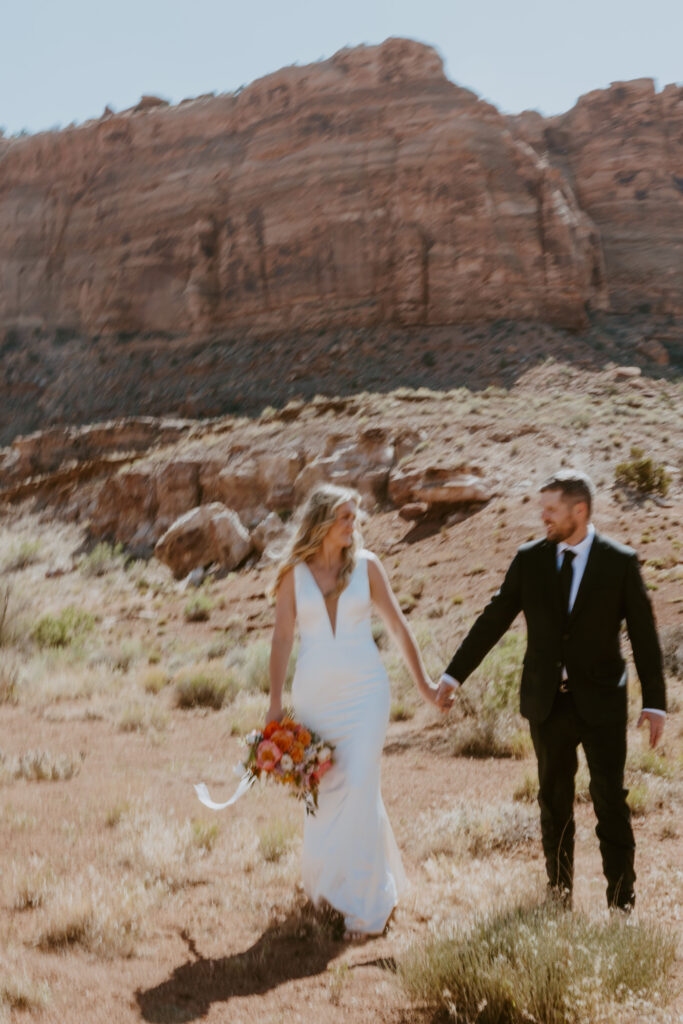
left=539, top=470, right=595, bottom=515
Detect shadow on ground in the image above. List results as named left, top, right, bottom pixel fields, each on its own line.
left=136, top=904, right=343, bottom=1023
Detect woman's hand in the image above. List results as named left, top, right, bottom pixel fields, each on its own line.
left=265, top=702, right=283, bottom=727
left=418, top=677, right=453, bottom=712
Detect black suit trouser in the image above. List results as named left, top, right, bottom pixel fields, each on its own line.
left=528, top=688, right=635, bottom=908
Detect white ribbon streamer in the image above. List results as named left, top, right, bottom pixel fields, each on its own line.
left=194, top=774, right=254, bottom=810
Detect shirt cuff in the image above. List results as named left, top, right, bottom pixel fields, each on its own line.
left=642, top=707, right=666, bottom=717
left=440, top=673, right=461, bottom=689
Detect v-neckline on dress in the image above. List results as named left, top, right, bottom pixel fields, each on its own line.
left=303, top=561, right=348, bottom=639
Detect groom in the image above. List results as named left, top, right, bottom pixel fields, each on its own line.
left=438, top=470, right=667, bottom=910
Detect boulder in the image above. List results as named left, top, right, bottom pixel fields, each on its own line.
left=154, top=503, right=253, bottom=578
left=389, top=464, right=494, bottom=509
left=251, top=511, right=286, bottom=559
left=294, top=428, right=394, bottom=507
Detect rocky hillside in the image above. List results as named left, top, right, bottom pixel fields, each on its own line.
left=0, top=39, right=681, bottom=443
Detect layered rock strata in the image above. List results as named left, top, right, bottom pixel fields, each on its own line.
left=1, top=38, right=605, bottom=347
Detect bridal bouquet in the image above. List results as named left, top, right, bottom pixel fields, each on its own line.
left=242, top=718, right=334, bottom=815
left=195, top=716, right=334, bottom=816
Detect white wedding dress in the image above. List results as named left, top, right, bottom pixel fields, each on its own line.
left=291, top=550, right=406, bottom=934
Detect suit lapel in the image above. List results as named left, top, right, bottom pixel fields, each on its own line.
left=569, top=532, right=602, bottom=622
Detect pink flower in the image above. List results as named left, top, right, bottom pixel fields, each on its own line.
left=256, top=740, right=282, bottom=772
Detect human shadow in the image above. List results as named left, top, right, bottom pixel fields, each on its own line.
left=136, top=904, right=344, bottom=1023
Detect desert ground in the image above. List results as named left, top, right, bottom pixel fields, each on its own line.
left=0, top=358, right=681, bottom=1023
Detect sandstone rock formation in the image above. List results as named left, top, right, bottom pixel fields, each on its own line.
left=1, top=41, right=681, bottom=443
left=388, top=464, right=494, bottom=509
left=0, top=38, right=606, bottom=351
left=509, top=78, right=683, bottom=317
left=154, top=503, right=252, bottom=578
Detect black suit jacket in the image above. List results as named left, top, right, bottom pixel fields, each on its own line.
left=446, top=532, right=666, bottom=724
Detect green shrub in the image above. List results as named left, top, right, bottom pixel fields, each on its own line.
left=79, top=542, right=124, bottom=578
left=398, top=901, right=677, bottom=1024
left=31, top=607, right=96, bottom=648
left=174, top=662, right=239, bottom=709
left=2, top=539, right=42, bottom=572
left=241, top=639, right=297, bottom=694
left=615, top=447, right=670, bottom=497
left=183, top=593, right=213, bottom=622
left=478, top=631, right=525, bottom=712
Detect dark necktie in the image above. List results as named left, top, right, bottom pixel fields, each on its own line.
left=559, top=549, right=576, bottom=617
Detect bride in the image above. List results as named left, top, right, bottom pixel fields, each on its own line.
left=268, top=483, right=449, bottom=938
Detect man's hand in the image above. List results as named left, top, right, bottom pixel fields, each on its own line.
left=637, top=710, right=665, bottom=749
left=435, top=679, right=457, bottom=712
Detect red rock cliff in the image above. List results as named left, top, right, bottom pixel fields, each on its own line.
left=0, top=38, right=607, bottom=339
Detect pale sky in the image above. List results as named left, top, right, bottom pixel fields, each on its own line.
left=1, top=0, right=682, bottom=136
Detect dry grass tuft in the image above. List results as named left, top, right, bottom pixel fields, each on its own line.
left=34, top=874, right=150, bottom=958
left=0, top=957, right=50, bottom=1014
left=0, top=654, right=19, bottom=704
left=1, top=539, right=42, bottom=573
left=1, top=748, right=81, bottom=782
left=258, top=818, right=299, bottom=863
left=116, top=807, right=208, bottom=890
left=414, top=801, right=539, bottom=862
left=398, top=900, right=678, bottom=1024
left=174, top=661, right=239, bottom=709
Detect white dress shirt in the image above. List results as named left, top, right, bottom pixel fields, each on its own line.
left=441, top=522, right=665, bottom=717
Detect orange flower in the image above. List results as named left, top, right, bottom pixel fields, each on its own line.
left=271, top=729, right=295, bottom=753
left=263, top=721, right=280, bottom=740
left=290, top=742, right=305, bottom=764
left=280, top=717, right=297, bottom=732
left=296, top=728, right=312, bottom=747
left=256, top=740, right=282, bottom=772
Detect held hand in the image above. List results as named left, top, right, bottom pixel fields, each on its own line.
left=265, top=703, right=283, bottom=728
left=435, top=680, right=457, bottom=713
left=637, top=710, right=665, bottom=749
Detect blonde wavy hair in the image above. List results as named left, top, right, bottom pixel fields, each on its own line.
left=272, top=484, right=363, bottom=598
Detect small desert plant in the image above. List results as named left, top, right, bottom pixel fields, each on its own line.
left=328, top=962, right=350, bottom=1006
left=513, top=771, right=538, bottom=803
left=615, top=447, right=670, bottom=497
left=79, top=541, right=124, bottom=578
left=140, top=666, right=169, bottom=694
left=477, top=631, right=525, bottom=712
left=2, top=539, right=42, bottom=573
left=398, top=901, right=678, bottom=1024
left=1, top=749, right=80, bottom=782
left=116, top=808, right=202, bottom=890
left=390, top=699, right=415, bottom=721
left=660, top=623, right=683, bottom=678
left=35, top=875, right=150, bottom=958
left=0, top=655, right=19, bottom=704
left=0, top=583, right=26, bottom=647
left=31, top=606, right=95, bottom=648
left=415, top=802, right=538, bottom=862
left=258, top=818, right=298, bottom=863
left=447, top=713, right=530, bottom=759
left=174, top=661, right=239, bottom=709
left=184, top=593, right=213, bottom=622
left=0, top=960, right=50, bottom=1013
left=241, top=638, right=297, bottom=694
left=191, top=820, right=220, bottom=852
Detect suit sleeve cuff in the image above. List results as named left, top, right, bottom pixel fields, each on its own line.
left=440, top=673, right=461, bottom=689
left=642, top=707, right=666, bottom=717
